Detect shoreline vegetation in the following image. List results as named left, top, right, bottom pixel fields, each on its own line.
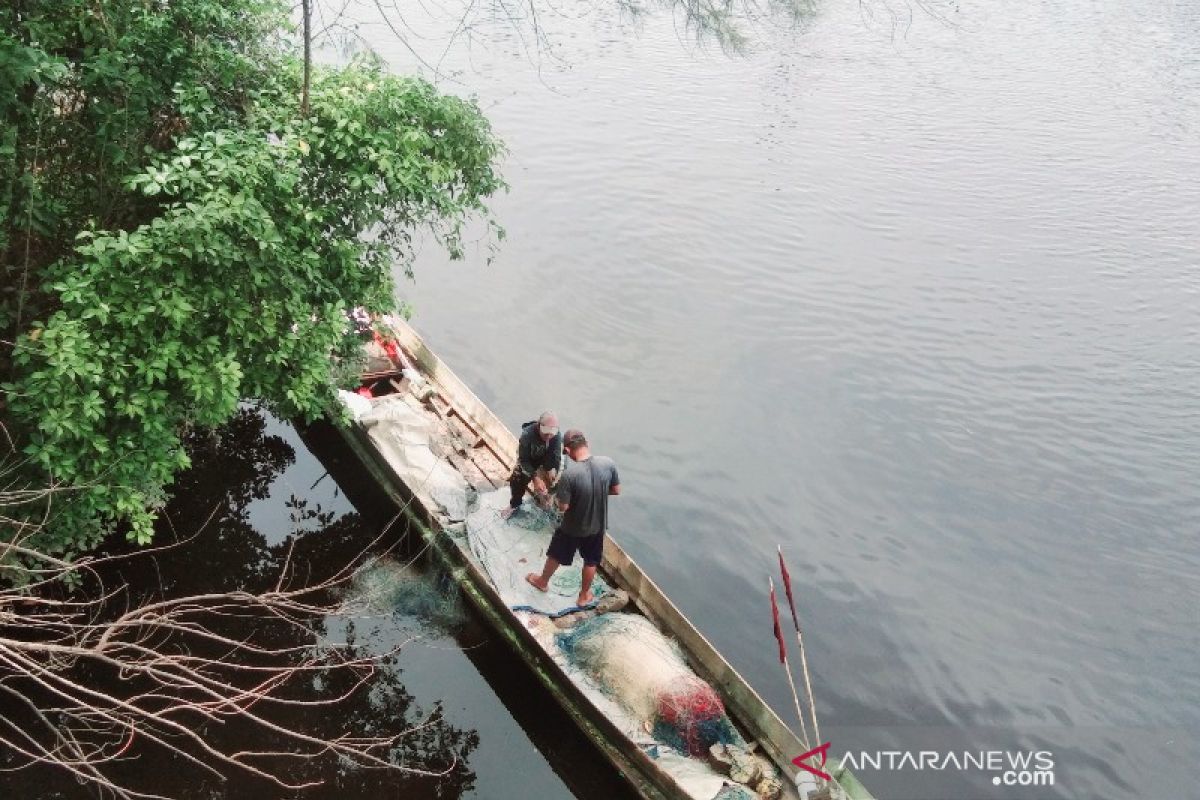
left=2, top=0, right=504, bottom=556
left=1, top=2, right=502, bottom=794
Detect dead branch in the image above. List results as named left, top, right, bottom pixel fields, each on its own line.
left=0, top=518, right=456, bottom=799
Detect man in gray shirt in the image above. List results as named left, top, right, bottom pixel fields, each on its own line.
left=525, top=429, right=620, bottom=607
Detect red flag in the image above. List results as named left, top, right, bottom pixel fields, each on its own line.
left=778, top=548, right=801, bottom=633
left=770, top=579, right=787, bottom=664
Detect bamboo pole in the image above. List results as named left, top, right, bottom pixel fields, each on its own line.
left=770, top=576, right=811, bottom=751
left=778, top=546, right=822, bottom=747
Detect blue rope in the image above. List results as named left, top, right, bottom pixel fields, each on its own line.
left=510, top=599, right=599, bottom=619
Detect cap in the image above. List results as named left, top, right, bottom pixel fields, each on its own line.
left=563, top=429, right=587, bottom=448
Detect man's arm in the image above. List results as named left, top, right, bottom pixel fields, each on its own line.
left=546, top=432, right=564, bottom=475
left=608, top=461, right=620, bottom=495
left=555, top=472, right=571, bottom=512
left=609, top=484, right=621, bottom=496
left=516, top=427, right=535, bottom=476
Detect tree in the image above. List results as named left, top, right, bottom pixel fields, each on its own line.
left=1, top=0, right=504, bottom=558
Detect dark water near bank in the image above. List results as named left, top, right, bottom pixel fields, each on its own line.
left=1, top=408, right=632, bottom=799
left=345, top=0, right=1197, bottom=798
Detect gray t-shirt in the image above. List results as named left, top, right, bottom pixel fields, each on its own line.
left=555, top=455, right=620, bottom=538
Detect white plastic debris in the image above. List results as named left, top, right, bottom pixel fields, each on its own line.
left=338, top=389, right=373, bottom=421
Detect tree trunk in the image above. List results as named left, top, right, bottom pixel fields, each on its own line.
left=301, top=0, right=311, bottom=116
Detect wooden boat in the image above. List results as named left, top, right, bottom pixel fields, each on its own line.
left=329, top=317, right=875, bottom=800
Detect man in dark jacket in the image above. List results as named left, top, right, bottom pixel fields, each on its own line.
left=501, top=411, right=564, bottom=518
left=525, top=429, right=620, bottom=606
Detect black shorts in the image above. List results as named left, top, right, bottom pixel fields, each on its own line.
left=547, top=529, right=604, bottom=567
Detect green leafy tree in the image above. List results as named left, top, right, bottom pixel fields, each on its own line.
left=1, top=1, right=503, bottom=557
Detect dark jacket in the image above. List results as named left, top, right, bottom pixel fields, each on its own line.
left=517, top=421, right=564, bottom=477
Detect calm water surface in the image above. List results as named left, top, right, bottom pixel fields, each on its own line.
left=334, top=0, right=1198, bottom=797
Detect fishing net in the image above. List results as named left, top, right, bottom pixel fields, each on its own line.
left=713, top=784, right=758, bottom=800
left=557, top=614, right=738, bottom=757
left=464, top=488, right=611, bottom=615
left=501, top=501, right=560, bottom=532
left=345, top=558, right=464, bottom=630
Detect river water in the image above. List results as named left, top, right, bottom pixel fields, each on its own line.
left=332, top=0, right=1198, bottom=797
left=12, top=3, right=1191, bottom=799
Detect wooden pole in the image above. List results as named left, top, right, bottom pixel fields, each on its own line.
left=778, top=546, right=822, bottom=747
left=770, top=577, right=811, bottom=750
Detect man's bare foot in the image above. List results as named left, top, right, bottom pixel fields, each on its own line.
left=500, top=506, right=517, bottom=520
left=577, top=591, right=595, bottom=606
left=525, top=573, right=549, bottom=592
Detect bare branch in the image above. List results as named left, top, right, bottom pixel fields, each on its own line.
left=0, top=506, right=459, bottom=796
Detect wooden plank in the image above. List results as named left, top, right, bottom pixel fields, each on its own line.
left=388, top=320, right=516, bottom=471
left=422, top=392, right=501, bottom=489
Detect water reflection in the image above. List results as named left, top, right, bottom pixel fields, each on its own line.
left=0, top=407, right=479, bottom=799
left=298, top=416, right=640, bottom=800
